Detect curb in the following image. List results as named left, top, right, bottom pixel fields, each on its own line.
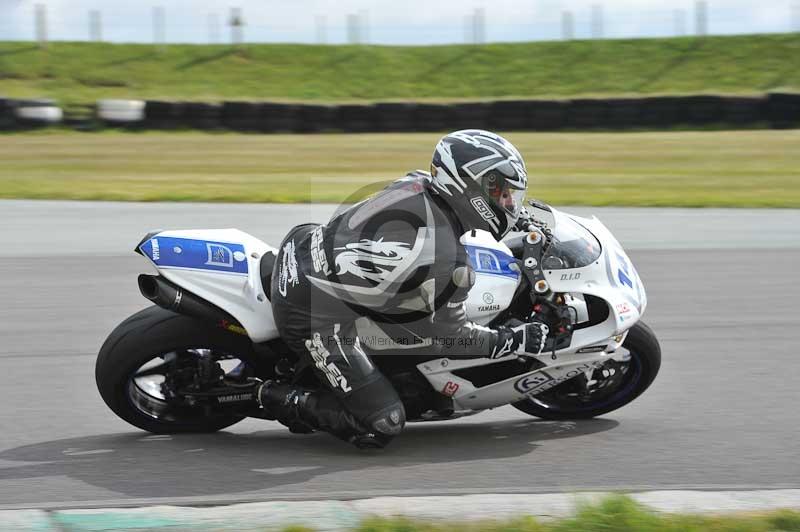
left=2, top=489, right=800, bottom=532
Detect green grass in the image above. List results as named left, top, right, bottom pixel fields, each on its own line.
left=0, top=129, right=798, bottom=207
left=1, top=34, right=799, bottom=109
left=336, top=495, right=800, bottom=532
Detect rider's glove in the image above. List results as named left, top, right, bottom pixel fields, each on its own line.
left=491, top=319, right=550, bottom=359
left=514, top=207, right=532, bottom=232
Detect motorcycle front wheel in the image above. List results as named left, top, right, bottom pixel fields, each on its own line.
left=512, top=320, right=661, bottom=420
left=96, top=306, right=262, bottom=433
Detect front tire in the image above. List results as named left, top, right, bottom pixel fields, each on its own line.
left=512, top=320, right=661, bottom=420
left=96, top=306, right=259, bottom=433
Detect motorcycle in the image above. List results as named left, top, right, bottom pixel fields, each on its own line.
left=96, top=200, right=660, bottom=434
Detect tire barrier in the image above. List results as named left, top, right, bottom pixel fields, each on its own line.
left=260, top=103, right=299, bottom=133
left=0, top=98, right=16, bottom=130
left=605, top=99, right=643, bottom=128
left=96, top=99, right=145, bottom=125
left=528, top=100, right=567, bottom=131
left=294, top=104, right=336, bottom=133
left=489, top=100, right=533, bottom=131
left=221, top=101, right=262, bottom=131
left=766, top=92, right=800, bottom=129
left=335, top=104, right=378, bottom=133
left=144, top=100, right=185, bottom=129
left=565, top=99, right=608, bottom=129
left=721, top=96, right=765, bottom=125
left=374, top=103, right=417, bottom=132
left=13, top=99, right=62, bottom=127
left=2, top=94, right=799, bottom=132
left=638, top=96, right=683, bottom=128
left=183, top=102, right=222, bottom=130
left=450, top=102, right=491, bottom=131
left=683, top=95, right=725, bottom=125
left=412, top=103, right=453, bottom=132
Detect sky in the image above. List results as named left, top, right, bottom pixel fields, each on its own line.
left=0, top=0, right=797, bottom=44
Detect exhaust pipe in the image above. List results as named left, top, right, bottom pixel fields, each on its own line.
left=138, top=274, right=247, bottom=335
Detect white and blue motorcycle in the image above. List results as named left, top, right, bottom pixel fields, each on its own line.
left=96, top=200, right=661, bottom=433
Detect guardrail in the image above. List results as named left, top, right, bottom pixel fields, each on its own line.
left=1, top=93, right=798, bottom=132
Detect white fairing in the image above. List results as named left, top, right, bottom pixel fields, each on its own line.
left=543, top=209, right=647, bottom=335
left=138, top=229, right=281, bottom=342
left=419, top=207, right=648, bottom=412
left=460, top=230, right=521, bottom=325
left=135, top=205, right=648, bottom=417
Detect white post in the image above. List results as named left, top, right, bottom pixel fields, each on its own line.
left=315, top=15, right=327, bottom=44
left=591, top=4, right=603, bottom=39
left=561, top=11, right=574, bottom=40
left=208, top=13, right=220, bottom=44
left=695, top=0, right=708, bottom=36
left=792, top=1, right=800, bottom=32
left=346, top=13, right=359, bottom=44
left=89, top=10, right=102, bottom=42
left=474, top=8, right=485, bottom=44
left=359, top=10, right=369, bottom=44
left=230, top=7, right=244, bottom=45
left=153, top=7, right=165, bottom=49
left=674, top=9, right=687, bottom=36
left=35, top=4, right=47, bottom=48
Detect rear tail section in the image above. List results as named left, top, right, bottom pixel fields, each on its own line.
left=136, top=229, right=281, bottom=342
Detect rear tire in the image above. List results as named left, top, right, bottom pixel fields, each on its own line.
left=96, top=306, right=259, bottom=433
left=512, top=320, right=661, bottom=420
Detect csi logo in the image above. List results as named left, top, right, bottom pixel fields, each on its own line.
left=514, top=372, right=553, bottom=393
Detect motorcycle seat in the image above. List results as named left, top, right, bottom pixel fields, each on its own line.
left=259, top=251, right=276, bottom=301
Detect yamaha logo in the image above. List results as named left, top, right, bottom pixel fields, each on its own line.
left=217, top=393, right=253, bottom=403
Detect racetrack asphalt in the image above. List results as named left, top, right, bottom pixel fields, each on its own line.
left=0, top=200, right=798, bottom=510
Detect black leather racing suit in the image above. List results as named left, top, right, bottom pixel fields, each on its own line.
left=270, top=173, right=518, bottom=447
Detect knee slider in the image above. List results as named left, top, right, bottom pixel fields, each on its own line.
left=342, top=376, right=406, bottom=437
left=368, top=402, right=406, bottom=436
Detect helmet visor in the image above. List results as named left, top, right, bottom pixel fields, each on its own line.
left=482, top=171, right=526, bottom=219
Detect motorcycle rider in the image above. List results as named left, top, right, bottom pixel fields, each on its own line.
left=259, top=129, right=549, bottom=448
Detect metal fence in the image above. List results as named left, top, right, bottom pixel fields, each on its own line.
left=2, top=1, right=800, bottom=46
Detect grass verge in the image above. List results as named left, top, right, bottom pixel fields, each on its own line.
left=1, top=129, right=798, bottom=207
left=1, top=34, right=799, bottom=108
left=294, top=495, right=800, bottom=532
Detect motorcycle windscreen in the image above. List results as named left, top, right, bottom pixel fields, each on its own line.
left=541, top=216, right=602, bottom=270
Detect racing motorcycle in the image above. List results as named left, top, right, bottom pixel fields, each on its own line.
left=96, top=200, right=661, bottom=434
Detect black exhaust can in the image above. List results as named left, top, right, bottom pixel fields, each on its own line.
left=137, top=274, right=248, bottom=335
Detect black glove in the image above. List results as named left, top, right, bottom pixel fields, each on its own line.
left=514, top=207, right=532, bottom=232
left=491, top=319, right=550, bottom=359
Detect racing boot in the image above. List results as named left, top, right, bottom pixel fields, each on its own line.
left=257, top=381, right=315, bottom=434
left=258, top=381, right=397, bottom=447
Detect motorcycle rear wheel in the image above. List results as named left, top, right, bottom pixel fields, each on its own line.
left=512, top=320, right=661, bottom=420
left=96, top=306, right=260, bottom=433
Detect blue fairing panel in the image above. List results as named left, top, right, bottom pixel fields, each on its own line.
left=464, top=244, right=519, bottom=279
left=139, top=236, right=248, bottom=275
